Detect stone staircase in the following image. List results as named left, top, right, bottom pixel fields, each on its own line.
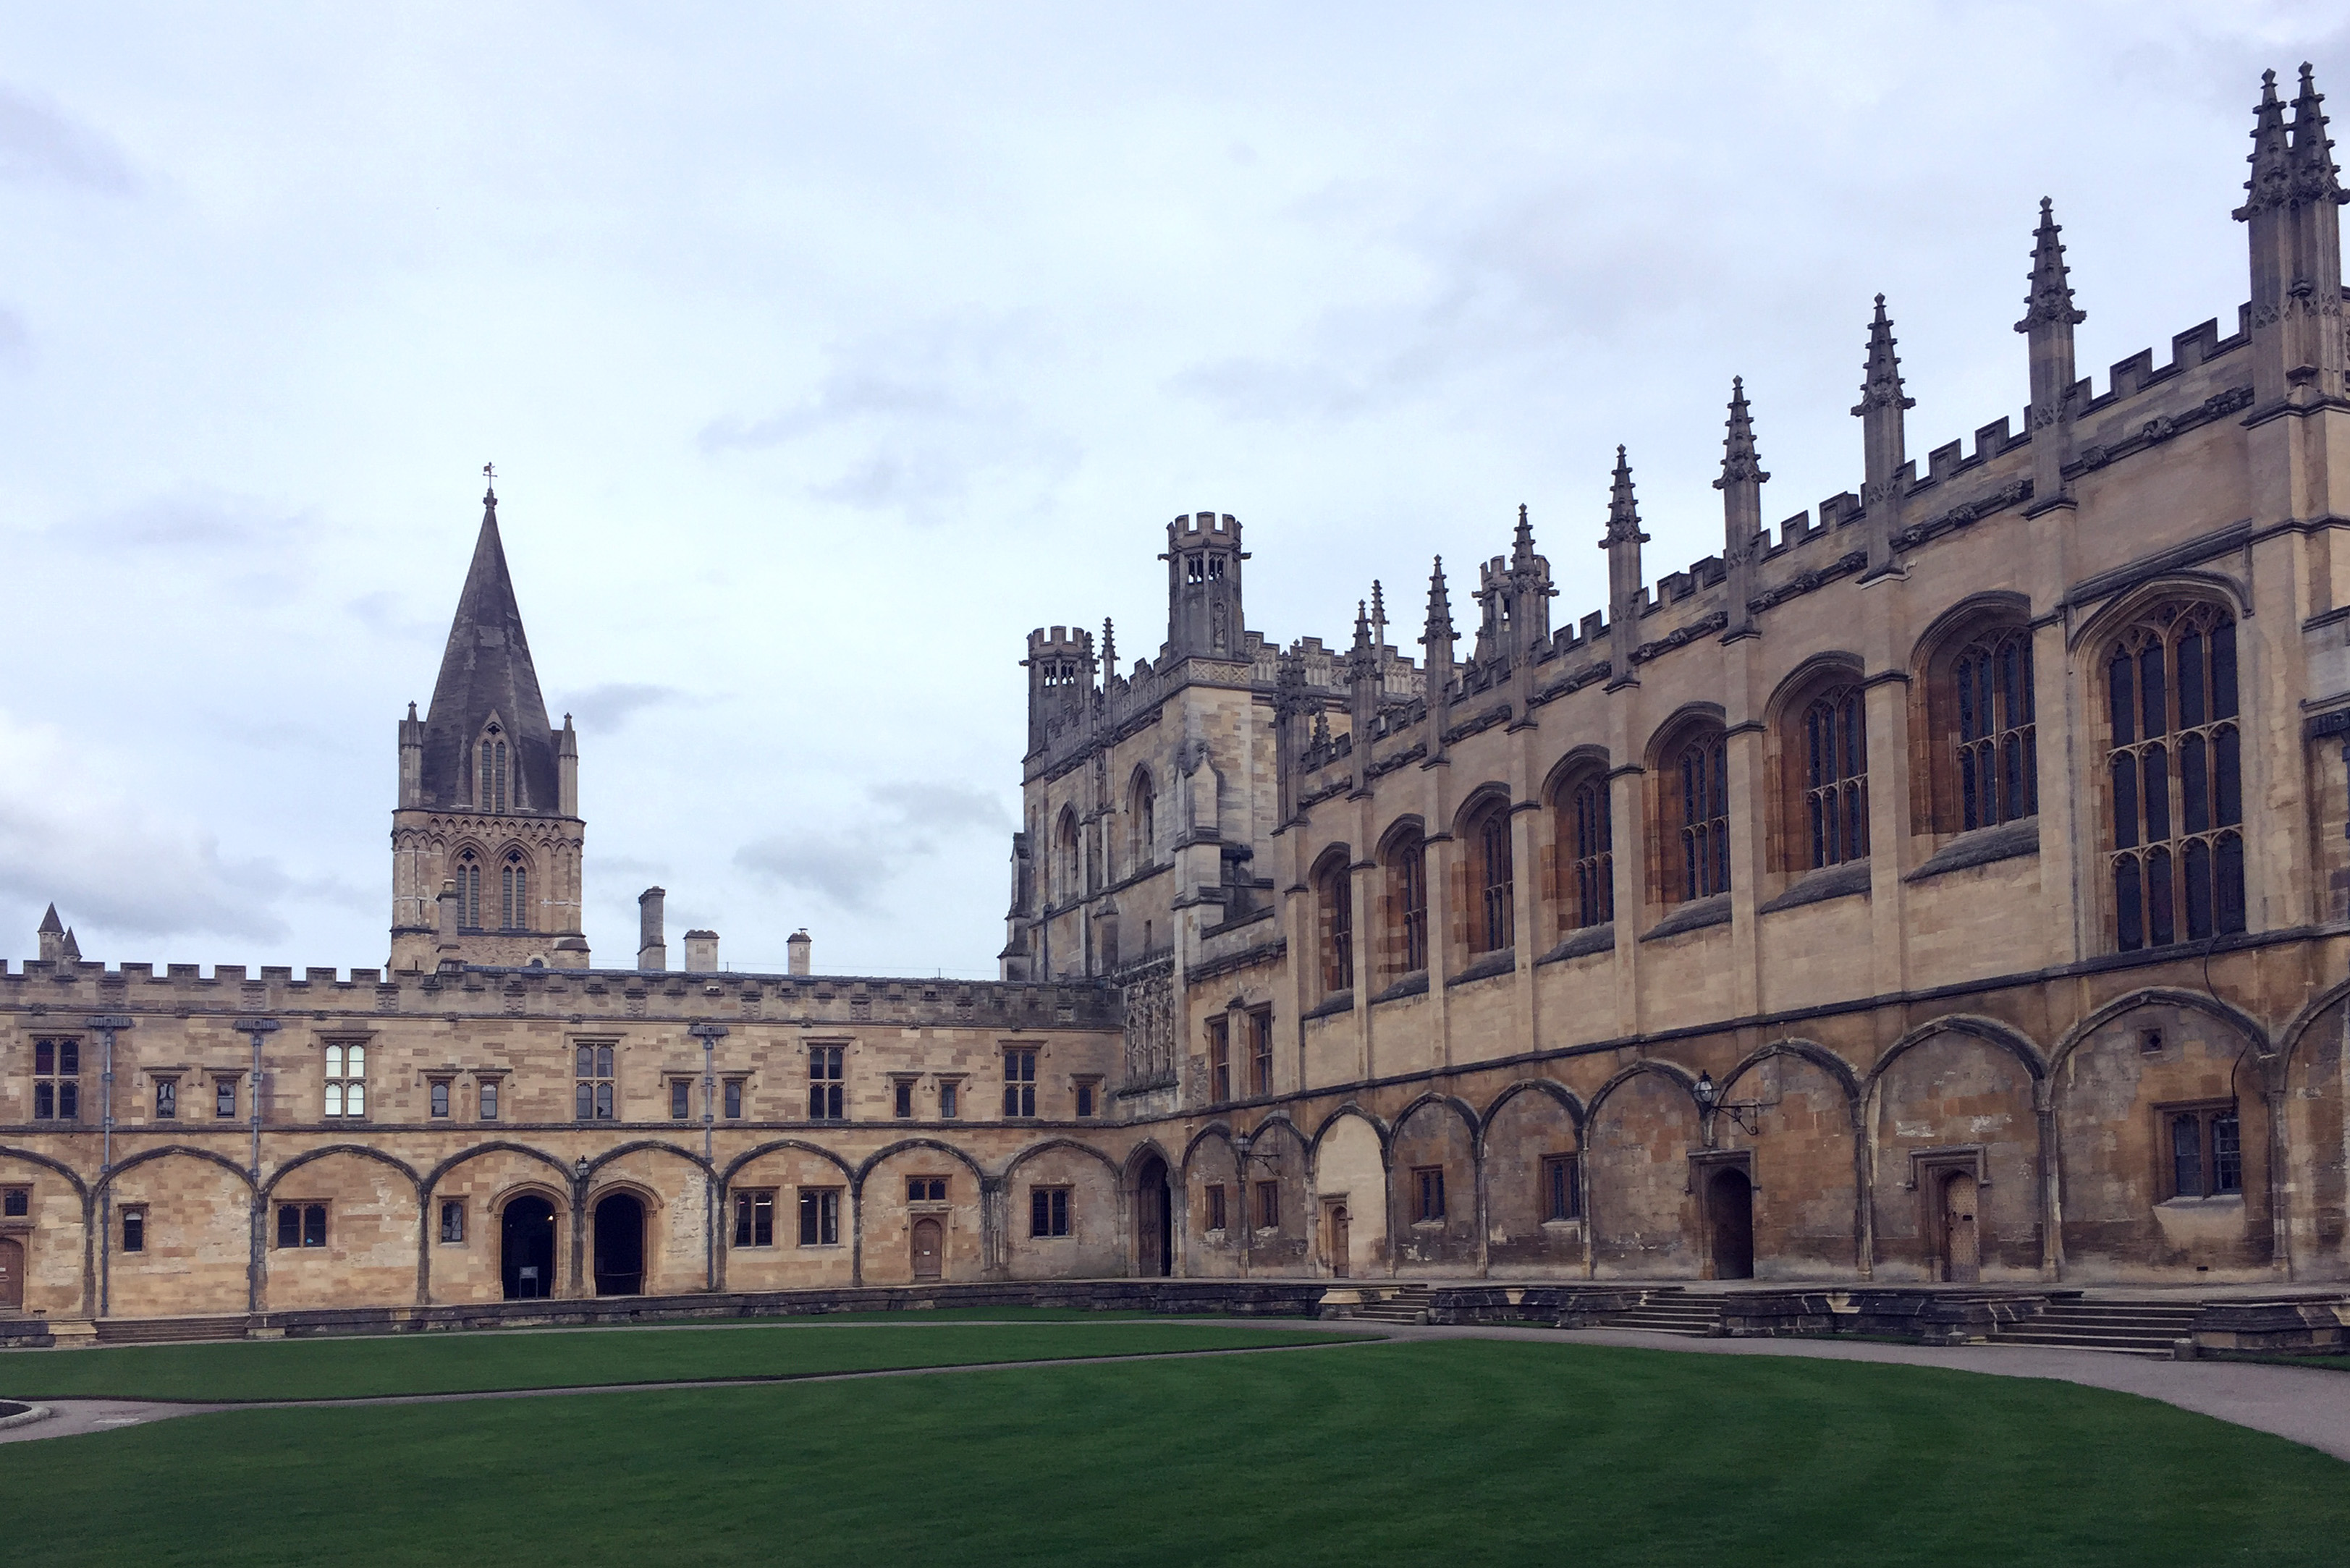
left=1988, top=1299, right=2201, bottom=1357
left=1597, top=1289, right=1723, bottom=1336
left=95, top=1314, right=253, bottom=1346
left=1350, top=1284, right=1434, bottom=1325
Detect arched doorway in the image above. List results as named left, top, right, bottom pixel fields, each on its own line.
left=1707, top=1167, right=1754, bottom=1280
left=911, top=1217, right=944, bottom=1281
left=1940, top=1170, right=1981, bottom=1284
left=1134, top=1153, right=1172, bottom=1278
left=500, top=1195, right=557, bottom=1300
left=593, top=1192, right=646, bottom=1296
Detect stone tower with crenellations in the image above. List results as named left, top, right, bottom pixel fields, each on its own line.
left=388, top=481, right=589, bottom=972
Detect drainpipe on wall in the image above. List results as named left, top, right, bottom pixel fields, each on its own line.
left=236, top=1019, right=280, bottom=1314
left=690, top=1022, right=728, bottom=1292
left=86, top=1015, right=133, bottom=1319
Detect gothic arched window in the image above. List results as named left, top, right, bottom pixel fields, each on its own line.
left=1555, top=772, right=1613, bottom=931
left=2107, top=602, right=2244, bottom=951
left=1668, top=729, right=1730, bottom=903
left=478, top=726, right=509, bottom=815
left=1382, top=827, right=1427, bottom=977
left=1466, top=799, right=1514, bottom=955
left=501, top=851, right=530, bottom=932
left=1804, top=687, right=1868, bottom=869
left=1314, top=852, right=1353, bottom=997
left=1129, top=770, right=1157, bottom=875
left=1954, top=629, right=2036, bottom=829
left=456, top=851, right=482, bottom=930
left=1055, top=808, right=1082, bottom=905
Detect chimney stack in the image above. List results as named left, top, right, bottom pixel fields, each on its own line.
left=787, top=928, right=811, bottom=976
left=638, top=887, right=667, bottom=971
left=683, top=929, right=718, bottom=972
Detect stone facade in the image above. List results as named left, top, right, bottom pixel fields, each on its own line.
left=8, top=67, right=2350, bottom=1326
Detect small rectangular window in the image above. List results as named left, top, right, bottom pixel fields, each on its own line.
left=908, top=1177, right=947, bottom=1203
left=122, top=1205, right=146, bottom=1253
left=1250, top=1011, right=1274, bottom=1096
left=214, top=1078, right=237, bottom=1119
left=1, top=1187, right=28, bottom=1219
left=430, top=1080, right=452, bottom=1119
left=1075, top=1080, right=1097, bottom=1119
left=276, top=1204, right=300, bottom=1249
left=808, top=1046, right=845, bottom=1121
left=1003, top=1049, right=1037, bottom=1118
left=669, top=1079, right=692, bottom=1120
left=1208, top=1019, right=1230, bottom=1102
left=479, top=1079, right=500, bottom=1121
left=32, top=1038, right=82, bottom=1122
left=303, top=1203, right=326, bottom=1247
left=894, top=1080, right=915, bottom=1119
left=939, top=1080, right=960, bottom=1119
left=734, top=1190, right=776, bottom=1247
left=276, top=1203, right=328, bottom=1249
left=1028, top=1186, right=1071, bottom=1237
left=798, top=1188, right=840, bottom=1246
left=576, top=1043, right=617, bottom=1121
left=151, top=1077, right=178, bottom=1119
left=2160, top=1101, right=2244, bottom=1200
left=1206, top=1184, right=1227, bottom=1232
left=1542, top=1155, right=1580, bottom=1221
left=439, top=1200, right=465, bottom=1243
left=724, top=1079, right=744, bottom=1120
left=1415, top=1166, right=1446, bottom=1223
left=1255, top=1180, right=1280, bottom=1230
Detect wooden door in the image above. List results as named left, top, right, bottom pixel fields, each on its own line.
left=1942, top=1171, right=1980, bottom=1284
left=911, top=1218, right=943, bottom=1281
left=1330, top=1205, right=1351, bottom=1279
left=0, top=1237, right=20, bottom=1310
left=1707, top=1169, right=1754, bottom=1280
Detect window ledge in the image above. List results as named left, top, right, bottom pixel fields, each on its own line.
left=1641, top=894, right=1732, bottom=942
left=2157, top=1194, right=2244, bottom=1209
left=1447, top=950, right=1517, bottom=987
left=1301, top=991, right=1354, bottom=1021
left=1759, top=861, right=1872, bottom=915
left=1539, top=925, right=1615, bottom=965
left=1371, top=972, right=1430, bottom=1004
left=1906, top=818, right=2040, bottom=883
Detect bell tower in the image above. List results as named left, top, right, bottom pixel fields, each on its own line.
left=1162, top=511, right=1247, bottom=663
left=389, top=476, right=590, bottom=972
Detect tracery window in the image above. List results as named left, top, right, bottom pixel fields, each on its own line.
left=1316, top=855, right=1353, bottom=996
left=324, top=1043, right=366, bottom=1117
left=1804, top=687, right=1868, bottom=869
left=1670, top=731, right=1730, bottom=902
left=456, top=852, right=483, bottom=929
left=1468, top=800, right=1514, bottom=954
left=1384, top=830, right=1427, bottom=975
left=1130, top=771, right=1156, bottom=873
left=2106, top=603, right=2244, bottom=951
left=1560, top=775, right=1613, bottom=930
left=1954, top=629, right=2036, bottom=829
left=1055, top=810, right=1082, bottom=904
left=478, top=726, right=509, bottom=814
left=500, top=851, right=529, bottom=931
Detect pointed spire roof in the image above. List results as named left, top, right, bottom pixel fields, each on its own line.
left=37, top=902, right=62, bottom=936
left=2015, top=198, right=2087, bottom=334
left=2290, top=62, right=2347, bottom=204
left=1511, top=503, right=1540, bottom=571
left=420, top=480, right=559, bottom=813
left=1853, top=296, right=1917, bottom=417
left=1369, top=579, right=1386, bottom=640
left=1421, top=556, right=1455, bottom=650
left=1714, top=378, right=1769, bottom=491
left=1101, top=617, right=1117, bottom=670
left=2237, top=68, right=2296, bottom=219
left=60, top=928, right=80, bottom=962
left=1601, top=447, right=1649, bottom=547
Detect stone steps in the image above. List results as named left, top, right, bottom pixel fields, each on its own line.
left=1598, top=1292, right=1723, bottom=1336
left=1990, top=1300, right=2199, bottom=1357
left=94, top=1315, right=253, bottom=1346
left=1351, top=1284, right=1434, bottom=1324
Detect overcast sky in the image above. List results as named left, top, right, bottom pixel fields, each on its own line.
left=1, top=4, right=2340, bottom=978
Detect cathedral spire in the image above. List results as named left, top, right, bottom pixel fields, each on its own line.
left=419, top=481, right=560, bottom=815
left=1854, top=296, right=1915, bottom=577
left=1715, top=379, right=1767, bottom=638
left=2016, top=198, right=2086, bottom=511
left=1602, top=448, right=1647, bottom=686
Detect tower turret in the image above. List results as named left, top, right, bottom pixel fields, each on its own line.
left=1602, top=449, right=1648, bottom=687
left=1162, top=511, right=1247, bottom=661
left=2016, top=198, right=2087, bottom=510
left=1022, top=625, right=1096, bottom=756
left=2238, top=64, right=2349, bottom=410
left=1715, top=378, right=1768, bottom=640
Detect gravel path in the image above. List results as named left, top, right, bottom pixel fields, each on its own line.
left=6, top=1318, right=2345, bottom=1464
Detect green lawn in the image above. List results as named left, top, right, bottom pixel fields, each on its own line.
left=4, top=1339, right=2345, bottom=1566
left=0, top=1318, right=1357, bottom=1402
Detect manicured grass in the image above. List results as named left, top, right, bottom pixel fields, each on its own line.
left=6, top=1340, right=2346, bottom=1567
left=0, top=1319, right=1358, bottom=1402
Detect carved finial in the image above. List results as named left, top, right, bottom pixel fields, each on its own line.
left=1852, top=296, right=1916, bottom=417
left=2015, top=198, right=2087, bottom=334
left=482, top=461, right=497, bottom=510
left=407, top=700, right=418, bottom=721
left=1101, top=617, right=1117, bottom=669
left=1714, top=377, right=1769, bottom=491
left=2239, top=67, right=2296, bottom=220
left=2288, top=61, right=2347, bottom=204
left=1600, top=446, right=1649, bottom=548
left=1421, top=556, right=1455, bottom=647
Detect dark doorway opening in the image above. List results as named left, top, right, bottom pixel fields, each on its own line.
left=593, top=1192, right=645, bottom=1296
left=1710, top=1170, right=1748, bottom=1279
left=0, top=1235, right=22, bottom=1310
left=1940, top=1170, right=1981, bottom=1284
left=1707, top=1167, right=1754, bottom=1280
left=1135, top=1154, right=1172, bottom=1277
left=911, top=1217, right=943, bottom=1281
left=500, top=1195, right=557, bottom=1300
left=1328, top=1205, right=1351, bottom=1279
